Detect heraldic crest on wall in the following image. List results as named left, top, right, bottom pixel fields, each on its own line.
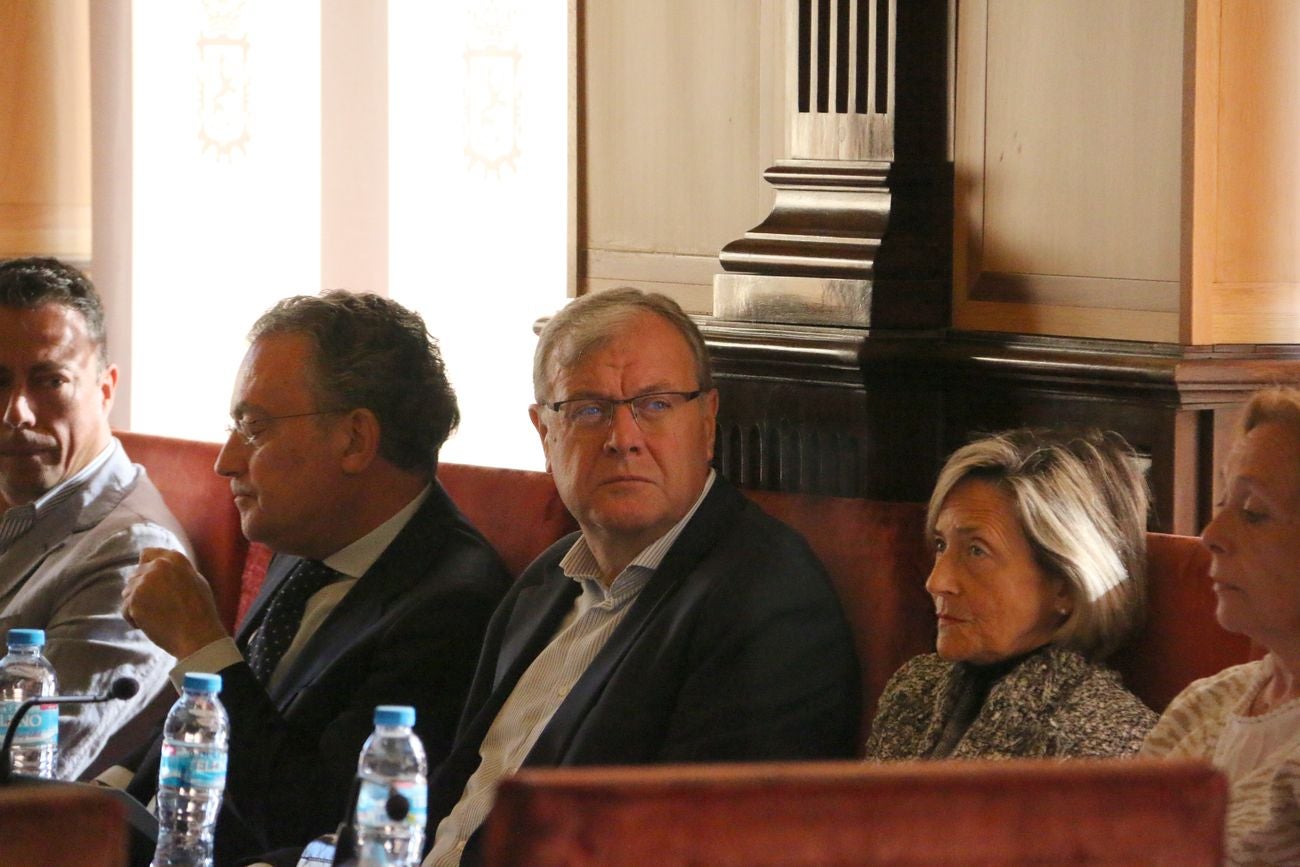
left=465, top=2, right=523, bottom=178
left=197, top=0, right=252, bottom=161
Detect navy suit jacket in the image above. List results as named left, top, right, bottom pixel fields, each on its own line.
left=128, top=483, right=510, bottom=865
left=429, top=476, right=861, bottom=863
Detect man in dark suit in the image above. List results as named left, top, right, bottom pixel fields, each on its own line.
left=117, top=291, right=510, bottom=863
left=422, top=289, right=860, bottom=866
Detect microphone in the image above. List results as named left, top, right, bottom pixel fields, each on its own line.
left=328, top=780, right=413, bottom=866
left=330, top=776, right=363, bottom=866
left=0, top=676, right=140, bottom=783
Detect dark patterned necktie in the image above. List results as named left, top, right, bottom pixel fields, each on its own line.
left=246, top=559, right=339, bottom=684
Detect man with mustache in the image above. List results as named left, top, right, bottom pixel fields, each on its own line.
left=116, top=291, right=510, bottom=864
left=422, top=289, right=860, bottom=866
left=0, top=257, right=187, bottom=779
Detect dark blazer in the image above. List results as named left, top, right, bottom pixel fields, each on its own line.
left=128, top=483, right=511, bottom=866
left=430, top=476, right=861, bottom=863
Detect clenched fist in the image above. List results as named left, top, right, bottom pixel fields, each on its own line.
left=123, top=548, right=228, bottom=659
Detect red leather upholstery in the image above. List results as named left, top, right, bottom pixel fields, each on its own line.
left=743, top=490, right=934, bottom=737
left=438, top=462, right=578, bottom=579
left=236, top=541, right=275, bottom=628
left=1112, top=532, right=1260, bottom=712
left=114, top=430, right=1258, bottom=727
left=115, top=431, right=247, bottom=632
left=483, top=758, right=1227, bottom=866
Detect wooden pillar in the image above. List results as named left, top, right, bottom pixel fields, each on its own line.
left=713, top=0, right=952, bottom=328
left=0, top=1, right=91, bottom=262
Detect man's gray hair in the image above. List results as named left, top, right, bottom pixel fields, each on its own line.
left=532, top=288, right=713, bottom=402
left=250, top=291, right=458, bottom=475
left=926, top=428, right=1150, bottom=662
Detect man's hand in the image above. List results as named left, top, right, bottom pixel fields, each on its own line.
left=123, top=548, right=229, bottom=659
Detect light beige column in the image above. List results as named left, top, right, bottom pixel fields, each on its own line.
left=0, top=0, right=91, bottom=260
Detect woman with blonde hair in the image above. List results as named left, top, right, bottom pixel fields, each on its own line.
left=1142, top=386, right=1300, bottom=865
left=866, top=428, right=1156, bottom=760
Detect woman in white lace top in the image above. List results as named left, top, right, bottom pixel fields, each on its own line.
left=1142, top=387, right=1300, bottom=866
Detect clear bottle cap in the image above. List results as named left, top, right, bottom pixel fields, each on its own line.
left=183, top=672, right=222, bottom=693
left=373, top=705, right=415, bottom=727
left=6, top=628, right=45, bottom=648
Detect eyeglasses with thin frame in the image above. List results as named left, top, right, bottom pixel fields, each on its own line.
left=225, top=409, right=346, bottom=446
left=540, top=390, right=704, bottom=433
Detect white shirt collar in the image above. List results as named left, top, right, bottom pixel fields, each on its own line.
left=322, top=484, right=432, bottom=579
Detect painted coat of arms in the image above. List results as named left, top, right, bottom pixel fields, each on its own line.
left=464, top=5, right=522, bottom=177
left=197, top=0, right=251, bottom=160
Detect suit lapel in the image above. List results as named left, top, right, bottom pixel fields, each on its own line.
left=262, top=485, right=459, bottom=704
left=493, top=573, right=579, bottom=689
left=524, top=480, right=746, bottom=765
left=0, top=441, right=135, bottom=604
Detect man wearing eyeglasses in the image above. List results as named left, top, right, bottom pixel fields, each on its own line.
left=115, top=291, right=511, bottom=864
left=423, top=288, right=860, bottom=866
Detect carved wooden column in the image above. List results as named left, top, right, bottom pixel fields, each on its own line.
left=713, top=0, right=951, bottom=328
left=700, top=0, right=1300, bottom=533
left=704, top=0, right=951, bottom=498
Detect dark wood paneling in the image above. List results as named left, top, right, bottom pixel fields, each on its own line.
left=699, top=322, right=1300, bottom=533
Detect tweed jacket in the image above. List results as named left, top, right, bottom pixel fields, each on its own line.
left=0, top=438, right=187, bottom=779
left=865, top=646, right=1157, bottom=760
left=1142, top=658, right=1300, bottom=867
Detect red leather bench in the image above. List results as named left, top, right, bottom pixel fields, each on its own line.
left=117, top=431, right=1255, bottom=726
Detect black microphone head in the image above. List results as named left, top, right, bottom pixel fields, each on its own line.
left=110, top=677, right=140, bottom=700
left=385, top=790, right=410, bottom=823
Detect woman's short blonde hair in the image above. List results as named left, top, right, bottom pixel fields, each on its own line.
left=1241, top=386, right=1300, bottom=439
left=926, top=429, right=1150, bottom=661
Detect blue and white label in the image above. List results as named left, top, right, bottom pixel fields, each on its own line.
left=356, top=778, right=427, bottom=831
left=159, top=741, right=228, bottom=790
left=0, top=700, right=58, bottom=748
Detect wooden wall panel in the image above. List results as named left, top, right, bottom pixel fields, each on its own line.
left=0, top=0, right=91, bottom=258
left=1192, top=0, right=1300, bottom=344
left=954, top=0, right=1184, bottom=342
left=580, top=0, right=786, bottom=312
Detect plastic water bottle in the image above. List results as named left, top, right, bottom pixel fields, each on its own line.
left=355, top=705, right=428, bottom=866
left=153, top=672, right=230, bottom=867
left=0, top=628, right=59, bottom=778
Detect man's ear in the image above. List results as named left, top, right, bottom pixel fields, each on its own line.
left=339, top=408, right=381, bottom=474
left=529, top=404, right=553, bottom=473
left=99, top=363, right=119, bottom=413
left=700, top=388, right=719, bottom=462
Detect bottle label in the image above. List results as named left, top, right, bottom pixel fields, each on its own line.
left=160, top=741, right=228, bottom=790
left=0, top=700, right=58, bottom=748
left=356, top=777, right=427, bottom=831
